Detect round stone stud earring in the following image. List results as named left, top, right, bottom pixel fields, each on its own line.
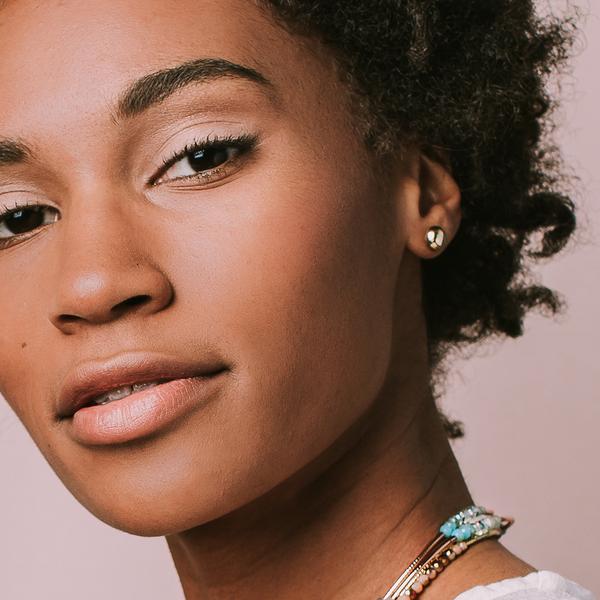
left=425, top=226, right=446, bottom=251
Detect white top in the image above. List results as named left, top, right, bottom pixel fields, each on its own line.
left=455, top=571, right=596, bottom=600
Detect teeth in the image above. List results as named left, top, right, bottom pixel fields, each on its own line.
left=132, top=381, right=161, bottom=392
left=92, top=381, right=161, bottom=405
left=93, top=385, right=133, bottom=405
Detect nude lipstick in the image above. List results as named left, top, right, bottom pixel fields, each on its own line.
left=57, top=352, right=227, bottom=445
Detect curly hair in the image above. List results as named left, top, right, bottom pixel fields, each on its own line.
left=259, top=0, right=578, bottom=436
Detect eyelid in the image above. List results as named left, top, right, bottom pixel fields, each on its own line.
left=148, top=131, right=259, bottom=187
left=0, top=203, right=60, bottom=249
left=0, top=194, right=49, bottom=217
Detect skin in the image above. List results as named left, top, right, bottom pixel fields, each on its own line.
left=0, top=1, right=534, bottom=598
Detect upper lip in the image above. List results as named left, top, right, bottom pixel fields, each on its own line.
left=57, top=352, right=227, bottom=418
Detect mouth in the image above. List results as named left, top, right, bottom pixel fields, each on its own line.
left=57, top=352, right=228, bottom=445
left=79, top=378, right=175, bottom=408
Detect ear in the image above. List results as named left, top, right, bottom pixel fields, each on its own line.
left=401, top=151, right=462, bottom=259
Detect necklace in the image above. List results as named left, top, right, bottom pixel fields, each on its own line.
left=378, top=505, right=513, bottom=600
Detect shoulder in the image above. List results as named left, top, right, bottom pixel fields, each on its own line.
left=453, top=571, right=596, bottom=600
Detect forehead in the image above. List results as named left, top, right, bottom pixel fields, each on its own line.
left=0, top=0, right=276, bottom=73
left=0, top=0, right=313, bottom=137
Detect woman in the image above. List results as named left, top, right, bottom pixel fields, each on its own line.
left=0, top=1, right=594, bottom=598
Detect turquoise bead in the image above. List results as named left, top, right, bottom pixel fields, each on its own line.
left=440, top=522, right=456, bottom=537
left=454, top=524, right=475, bottom=541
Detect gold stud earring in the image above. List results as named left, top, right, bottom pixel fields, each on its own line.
left=425, top=226, right=446, bottom=251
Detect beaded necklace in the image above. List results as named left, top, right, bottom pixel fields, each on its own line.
left=378, top=505, right=513, bottom=599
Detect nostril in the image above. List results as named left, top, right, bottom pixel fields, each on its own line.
left=58, top=314, right=83, bottom=324
left=112, top=294, right=152, bottom=312
left=49, top=267, right=173, bottom=331
left=52, top=294, right=154, bottom=328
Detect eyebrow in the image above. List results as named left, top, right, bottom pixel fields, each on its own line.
left=116, top=57, right=277, bottom=119
left=0, top=139, right=31, bottom=166
left=0, top=58, right=274, bottom=168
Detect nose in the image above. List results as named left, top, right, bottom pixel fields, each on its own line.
left=48, top=203, right=174, bottom=334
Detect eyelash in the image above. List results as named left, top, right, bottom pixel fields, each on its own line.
left=0, top=200, right=41, bottom=215
left=0, top=201, right=58, bottom=249
left=149, top=132, right=259, bottom=186
left=0, top=132, right=259, bottom=249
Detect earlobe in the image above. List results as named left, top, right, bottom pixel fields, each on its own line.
left=404, top=152, right=462, bottom=260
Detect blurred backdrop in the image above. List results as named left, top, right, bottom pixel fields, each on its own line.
left=1, top=2, right=598, bottom=598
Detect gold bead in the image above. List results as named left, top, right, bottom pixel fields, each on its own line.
left=425, top=226, right=446, bottom=251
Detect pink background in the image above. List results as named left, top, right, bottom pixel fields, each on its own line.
left=1, top=3, right=598, bottom=598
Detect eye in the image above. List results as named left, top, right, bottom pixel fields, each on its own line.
left=151, top=133, right=258, bottom=186
left=162, top=145, right=238, bottom=182
left=0, top=203, right=60, bottom=246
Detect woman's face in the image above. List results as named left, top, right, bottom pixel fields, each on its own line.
left=0, top=0, right=413, bottom=534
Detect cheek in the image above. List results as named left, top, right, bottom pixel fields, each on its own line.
left=167, top=160, right=397, bottom=488
left=0, top=249, right=53, bottom=428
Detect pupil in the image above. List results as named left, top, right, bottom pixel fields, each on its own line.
left=188, top=147, right=230, bottom=172
left=6, top=208, right=44, bottom=235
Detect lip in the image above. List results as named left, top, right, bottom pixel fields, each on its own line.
left=57, top=352, right=228, bottom=445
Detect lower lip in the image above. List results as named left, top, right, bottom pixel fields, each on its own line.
left=69, top=373, right=225, bottom=446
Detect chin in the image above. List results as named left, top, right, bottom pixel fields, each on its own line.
left=51, top=440, right=289, bottom=538
left=69, top=479, right=249, bottom=537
